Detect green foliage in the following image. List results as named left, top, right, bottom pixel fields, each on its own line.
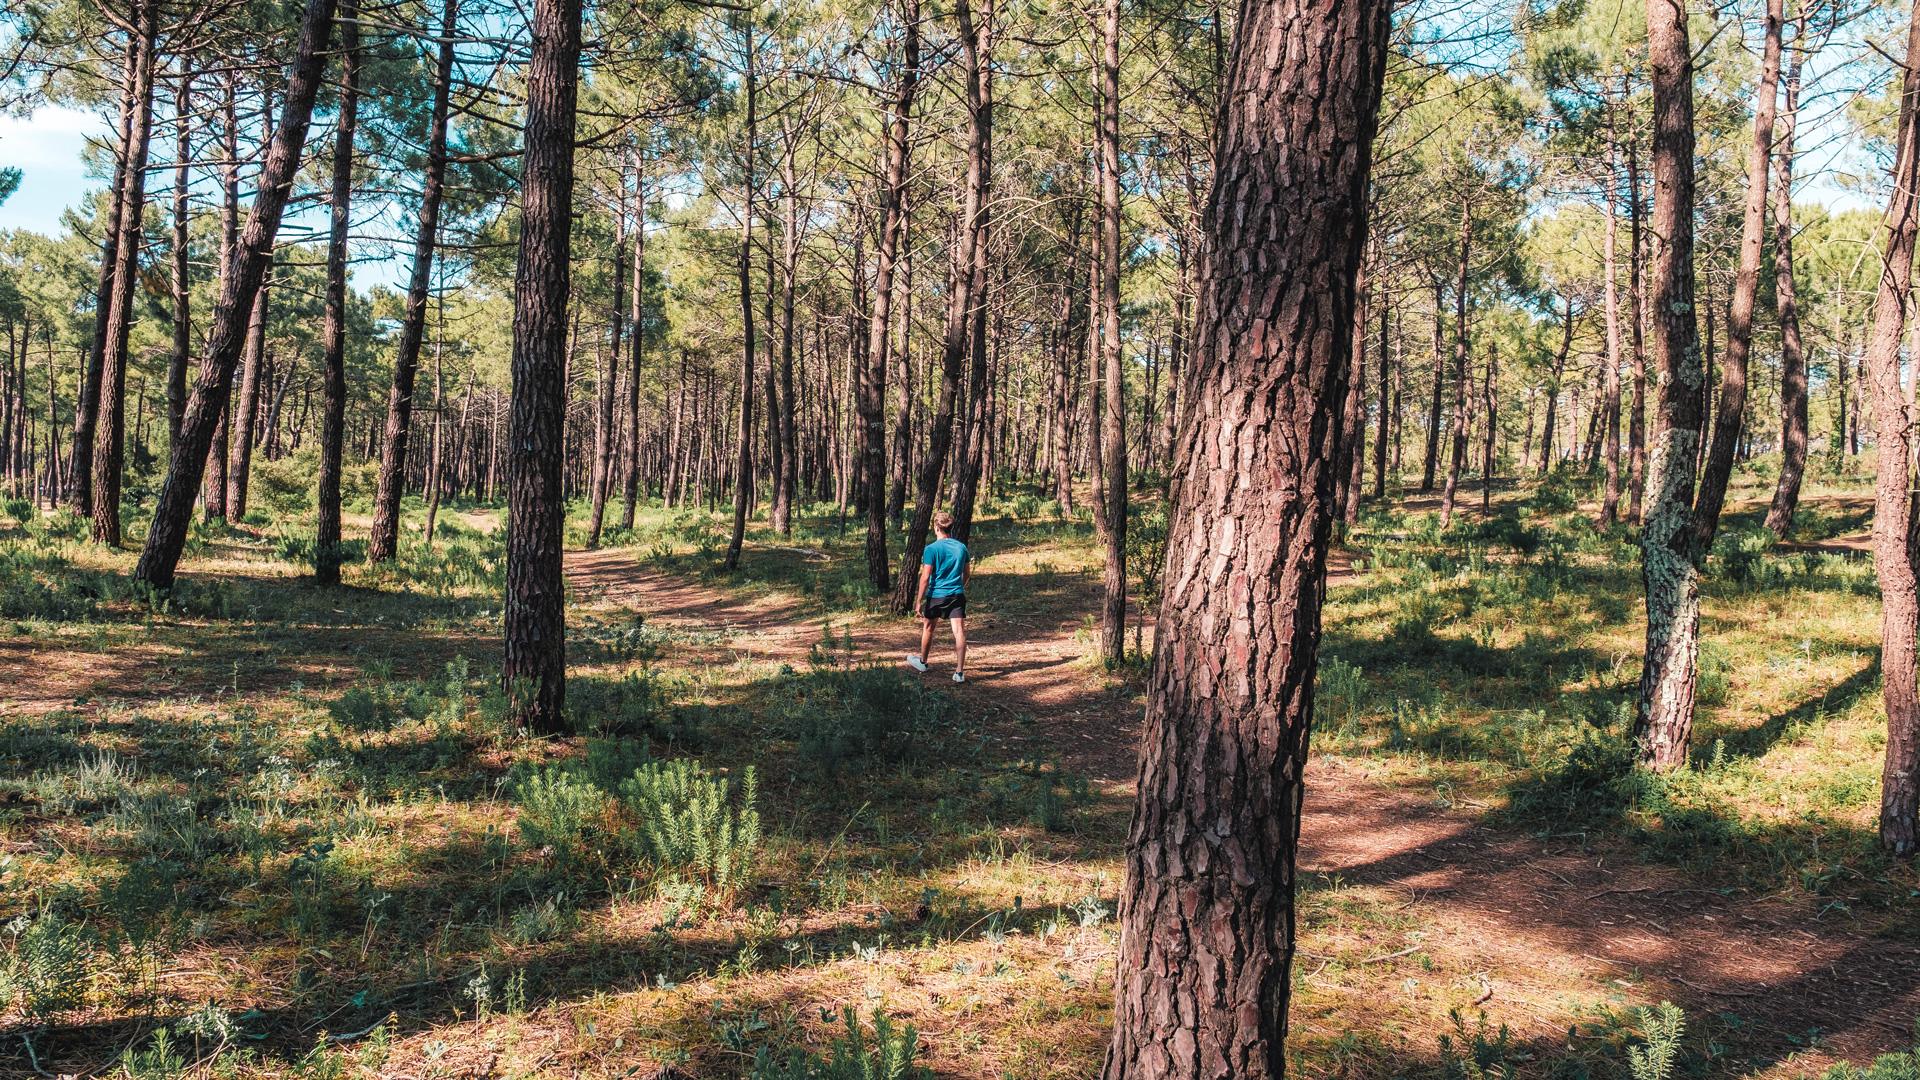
left=512, top=765, right=613, bottom=871
left=1625, top=1002, right=1685, bottom=1080
left=0, top=906, right=95, bottom=1024
left=776, top=665, right=965, bottom=774
left=749, top=1008, right=930, bottom=1080
left=618, top=758, right=761, bottom=895
left=1437, top=1010, right=1518, bottom=1080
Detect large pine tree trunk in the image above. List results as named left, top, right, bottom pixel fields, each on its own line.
left=91, top=1, right=158, bottom=546
left=1093, top=0, right=1127, bottom=662
left=316, top=0, right=359, bottom=586
left=369, top=0, right=458, bottom=562
left=1100, top=0, right=1388, bottom=1071
left=135, top=0, right=340, bottom=589
left=1867, top=0, right=1920, bottom=854
left=950, top=0, right=995, bottom=543
left=1632, top=0, right=1708, bottom=773
left=1765, top=20, right=1808, bottom=538
left=1694, top=0, right=1784, bottom=545
left=502, top=0, right=583, bottom=734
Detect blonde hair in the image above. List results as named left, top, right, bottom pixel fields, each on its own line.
left=934, top=511, right=955, bottom=532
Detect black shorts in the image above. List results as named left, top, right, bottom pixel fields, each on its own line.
left=923, top=593, right=967, bottom=620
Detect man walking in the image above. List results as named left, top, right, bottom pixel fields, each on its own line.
left=907, top=511, right=969, bottom=682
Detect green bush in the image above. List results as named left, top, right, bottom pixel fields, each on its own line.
left=0, top=907, right=95, bottom=1023
left=749, top=1007, right=930, bottom=1080
left=618, top=758, right=761, bottom=895
left=779, top=666, right=963, bottom=774
left=512, top=766, right=613, bottom=870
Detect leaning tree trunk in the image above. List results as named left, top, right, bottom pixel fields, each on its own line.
left=1632, top=0, right=1708, bottom=773
left=1866, top=0, right=1920, bottom=854
left=1099, top=0, right=1388, bottom=1072
left=92, top=3, right=158, bottom=546
left=72, top=36, right=139, bottom=520
left=1694, top=0, right=1785, bottom=545
left=369, top=0, right=458, bottom=563
left=1765, top=20, right=1808, bottom=538
left=316, top=0, right=359, bottom=585
left=135, top=0, right=339, bottom=589
left=502, top=0, right=583, bottom=735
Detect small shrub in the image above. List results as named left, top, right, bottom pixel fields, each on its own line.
left=1625, top=1002, right=1685, bottom=1080
left=512, top=766, right=612, bottom=870
left=749, top=1007, right=930, bottom=1080
left=0, top=907, right=95, bottom=1023
left=618, top=758, right=761, bottom=895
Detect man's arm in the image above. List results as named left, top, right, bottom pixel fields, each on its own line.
left=915, top=562, right=931, bottom=609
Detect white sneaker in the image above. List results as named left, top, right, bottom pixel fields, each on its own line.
left=952, top=672, right=966, bottom=683
left=906, top=654, right=928, bottom=673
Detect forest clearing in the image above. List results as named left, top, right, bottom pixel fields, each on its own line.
left=12, top=0, right=1920, bottom=1074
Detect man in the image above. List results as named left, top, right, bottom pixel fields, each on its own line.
left=907, top=511, right=969, bottom=682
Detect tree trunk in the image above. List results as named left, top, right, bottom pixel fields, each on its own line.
left=725, top=17, right=758, bottom=572
left=774, top=144, right=801, bottom=535
left=135, top=0, right=340, bottom=589
left=91, top=3, right=158, bottom=545
left=1632, top=0, right=1708, bottom=773
left=1440, top=197, right=1471, bottom=528
left=1627, top=141, right=1647, bottom=522
left=168, top=64, right=192, bottom=448
left=1099, top=0, right=1388, bottom=1070
left=1093, top=0, right=1127, bottom=661
left=226, top=267, right=270, bottom=520
left=1339, top=257, right=1368, bottom=525
left=1601, top=118, right=1623, bottom=525
left=316, top=0, right=358, bottom=585
left=1765, top=20, right=1808, bottom=538
left=1421, top=278, right=1443, bottom=491
left=861, top=0, right=920, bottom=593
left=502, top=0, right=583, bottom=734
left=1866, top=0, right=1920, bottom=854
left=369, top=0, right=458, bottom=562
left=587, top=195, right=624, bottom=549
left=621, top=155, right=646, bottom=529
left=1693, top=0, right=1784, bottom=547
left=1541, top=298, right=1573, bottom=474
left=1372, top=279, right=1390, bottom=497
left=950, top=0, right=995, bottom=543
left=72, top=35, right=140, bottom=520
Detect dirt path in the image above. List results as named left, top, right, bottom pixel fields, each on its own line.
left=565, top=546, right=1920, bottom=1075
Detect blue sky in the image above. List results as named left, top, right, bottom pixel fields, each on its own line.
left=0, top=105, right=106, bottom=233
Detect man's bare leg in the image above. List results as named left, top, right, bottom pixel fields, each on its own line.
left=919, top=617, right=937, bottom=662
left=950, top=616, right=966, bottom=677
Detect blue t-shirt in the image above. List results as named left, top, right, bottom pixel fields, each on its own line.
left=923, top=537, right=968, bottom=598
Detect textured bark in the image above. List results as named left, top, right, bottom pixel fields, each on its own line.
left=316, top=0, right=359, bottom=585
left=620, top=158, right=646, bottom=529
left=1372, top=275, right=1390, bottom=498
left=72, top=38, right=139, bottom=519
left=1867, top=0, right=1920, bottom=854
left=1764, top=24, right=1808, bottom=538
left=1440, top=199, right=1470, bottom=528
left=1632, top=0, right=1707, bottom=773
left=1600, top=120, right=1623, bottom=525
left=725, top=18, right=758, bottom=573
left=502, top=0, right=583, bottom=734
left=861, top=0, right=919, bottom=594
left=369, top=0, right=459, bottom=562
left=135, top=0, right=339, bottom=589
left=891, top=0, right=988, bottom=613
left=1694, top=0, right=1784, bottom=547
left=1099, top=0, right=1388, bottom=1071
left=1420, top=278, right=1443, bottom=491
left=167, top=65, right=192, bottom=448
left=1626, top=145, right=1647, bottom=523
left=92, top=4, right=158, bottom=545
left=1540, top=298, right=1573, bottom=474
left=226, top=272, right=270, bottom=520
left=949, top=0, right=995, bottom=543
left=1095, top=0, right=1126, bottom=662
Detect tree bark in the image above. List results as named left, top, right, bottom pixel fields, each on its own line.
left=135, top=0, right=340, bottom=589
left=949, top=0, right=995, bottom=543
left=502, top=0, right=583, bottom=734
left=167, top=63, right=192, bottom=448
left=1765, top=19, right=1808, bottom=538
left=725, top=16, right=758, bottom=572
left=91, top=2, right=158, bottom=545
left=1866, top=0, right=1920, bottom=854
left=1601, top=119, right=1624, bottom=525
left=621, top=154, right=646, bottom=529
left=1099, top=0, right=1388, bottom=1070
left=369, top=0, right=459, bottom=562
left=1421, top=277, right=1443, bottom=491
left=1541, top=297, right=1573, bottom=474
left=316, top=0, right=359, bottom=585
left=1633, top=0, right=1708, bottom=773
left=72, top=34, right=139, bottom=520
left=1440, top=197, right=1471, bottom=528
left=1695, top=0, right=1784, bottom=549
left=1093, top=0, right=1126, bottom=662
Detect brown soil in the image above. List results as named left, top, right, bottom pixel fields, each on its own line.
left=565, top=546, right=1920, bottom=1076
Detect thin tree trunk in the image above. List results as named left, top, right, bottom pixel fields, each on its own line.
left=1765, top=18, right=1809, bottom=537
left=1421, top=277, right=1443, bottom=490
left=1627, top=141, right=1648, bottom=522
left=1633, top=0, right=1708, bottom=772
left=1695, top=0, right=1784, bottom=544
left=1093, top=0, right=1126, bottom=661
left=135, top=0, right=340, bottom=589
left=226, top=265, right=270, bottom=520
left=167, top=64, right=192, bottom=448
left=621, top=155, right=646, bottom=528
left=502, top=0, right=583, bottom=734
left=316, top=0, right=358, bottom=585
left=1601, top=118, right=1624, bottom=524
left=1540, top=298, right=1573, bottom=475
left=725, top=16, right=758, bottom=572
left=1372, top=279, right=1390, bottom=497
left=950, top=0, right=995, bottom=543
left=1440, top=197, right=1471, bottom=528
left=369, top=0, right=458, bottom=562
left=1099, top=0, right=1388, bottom=1069
left=72, top=35, right=140, bottom=520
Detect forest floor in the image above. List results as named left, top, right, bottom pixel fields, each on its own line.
left=1, top=466, right=1917, bottom=1078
